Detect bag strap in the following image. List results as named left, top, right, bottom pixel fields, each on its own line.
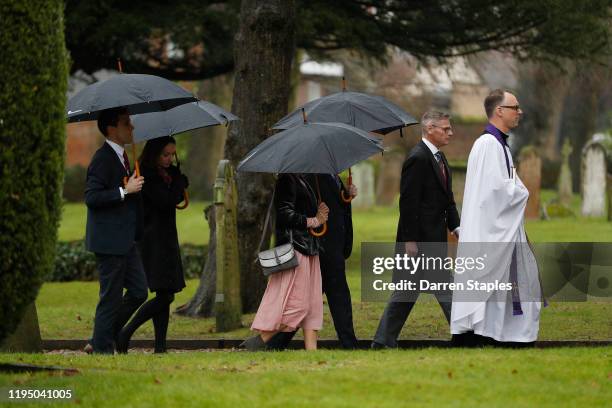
left=257, top=187, right=276, bottom=253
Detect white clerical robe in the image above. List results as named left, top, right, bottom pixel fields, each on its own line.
left=450, top=133, right=542, bottom=342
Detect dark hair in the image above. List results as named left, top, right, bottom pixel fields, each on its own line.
left=138, top=136, right=176, bottom=169
left=484, top=89, right=508, bottom=118
left=97, top=107, right=129, bottom=136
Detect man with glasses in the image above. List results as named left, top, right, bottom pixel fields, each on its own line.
left=451, top=89, right=542, bottom=347
left=372, top=111, right=460, bottom=349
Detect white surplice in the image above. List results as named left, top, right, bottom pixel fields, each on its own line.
left=450, top=133, right=542, bottom=342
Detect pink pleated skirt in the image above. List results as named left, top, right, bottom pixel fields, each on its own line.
left=251, top=251, right=323, bottom=332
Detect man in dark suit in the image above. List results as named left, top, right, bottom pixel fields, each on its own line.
left=309, top=174, right=359, bottom=348
left=255, top=174, right=359, bottom=350
left=372, top=111, right=460, bottom=349
left=86, top=107, right=148, bottom=354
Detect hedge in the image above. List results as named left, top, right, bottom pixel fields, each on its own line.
left=0, top=1, right=69, bottom=342
left=51, top=241, right=206, bottom=282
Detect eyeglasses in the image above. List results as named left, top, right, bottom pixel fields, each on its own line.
left=499, top=105, right=521, bottom=111
left=431, top=124, right=453, bottom=133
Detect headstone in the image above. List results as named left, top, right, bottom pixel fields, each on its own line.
left=213, top=160, right=242, bottom=331
left=376, top=149, right=404, bottom=206
left=581, top=140, right=607, bottom=217
left=351, top=161, right=375, bottom=209
left=0, top=302, right=42, bottom=352
left=558, top=139, right=573, bottom=206
left=518, top=146, right=542, bottom=219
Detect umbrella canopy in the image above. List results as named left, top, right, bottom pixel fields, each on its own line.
left=66, top=74, right=197, bottom=122
left=237, top=121, right=384, bottom=174
left=272, top=91, right=418, bottom=134
left=131, top=101, right=239, bottom=143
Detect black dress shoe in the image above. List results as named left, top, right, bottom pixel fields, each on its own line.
left=239, top=335, right=268, bottom=351
left=115, top=331, right=129, bottom=354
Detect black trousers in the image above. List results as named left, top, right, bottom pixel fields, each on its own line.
left=321, top=250, right=358, bottom=348
left=267, top=250, right=358, bottom=350
left=92, top=245, right=148, bottom=353
left=373, top=244, right=452, bottom=348
left=373, top=294, right=451, bottom=348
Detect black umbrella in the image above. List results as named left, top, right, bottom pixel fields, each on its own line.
left=131, top=101, right=238, bottom=142
left=272, top=79, right=417, bottom=135
left=66, top=73, right=197, bottom=123
left=237, top=121, right=383, bottom=174
left=238, top=112, right=384, bottom=236
left=67, top=59, right=198, bottom=184
left=272, top=78, right=416, bottom=202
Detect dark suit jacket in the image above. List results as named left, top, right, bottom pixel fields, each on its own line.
left=85, top=142, right=143, bottom=255
left=396, top=141, right=460, bottom=243
left=306, top=174, right=353, bottom=260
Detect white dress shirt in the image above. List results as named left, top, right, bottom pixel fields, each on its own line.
left=105, top=139, right=128, bottom=200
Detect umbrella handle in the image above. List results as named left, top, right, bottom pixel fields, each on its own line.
left=340, top=167, right=354, bottom=203
left=309, top=222, right=327, bottom=237
left=308, top=175, right=328, bottom=237
left=132, top=144, right=140, bottom=177
left=122, top=145, right=141, bottom=187
left=176, top=189, right=189, bottom=210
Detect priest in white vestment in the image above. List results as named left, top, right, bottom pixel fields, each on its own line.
left=450, top=89, right=543, bottom=345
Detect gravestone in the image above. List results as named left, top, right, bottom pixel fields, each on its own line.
left=376, top=148, right=404, bottom=206
left=518, top=146, right=542, bottom=219
left=581, top=140, right=607, bottom=217
left=558, top=139, right=573, bottom=206
left=213, top=160, right=242, bottom=331
left=351, top=161, right=375, bottom=209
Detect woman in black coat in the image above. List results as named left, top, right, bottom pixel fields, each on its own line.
left=116, top=136, right=188, bottom=353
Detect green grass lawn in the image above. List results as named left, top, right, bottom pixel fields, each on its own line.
left=37, top=276, right=611, bottom=341
left=1, top=348, right=610, bottom=407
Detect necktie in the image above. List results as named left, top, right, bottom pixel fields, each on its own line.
left=434, top=152, right=447, bottom=189
left=122, top=151, right=131, bottom=174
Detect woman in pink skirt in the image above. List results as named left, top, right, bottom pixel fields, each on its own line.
left=245, top=173, right=328, bottom=350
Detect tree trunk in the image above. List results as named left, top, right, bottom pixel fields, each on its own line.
left=175, top=205, right=217, bottom=317
left=516, top=62, right=573, bottom=161
left=185, top=74, right=233, bottom=200
left=223, top=0, right=297, bottom=312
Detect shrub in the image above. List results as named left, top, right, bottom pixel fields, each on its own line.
left=50, top=241, right=206, bottom=282
left=0, top=1, right=68, bottom=342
